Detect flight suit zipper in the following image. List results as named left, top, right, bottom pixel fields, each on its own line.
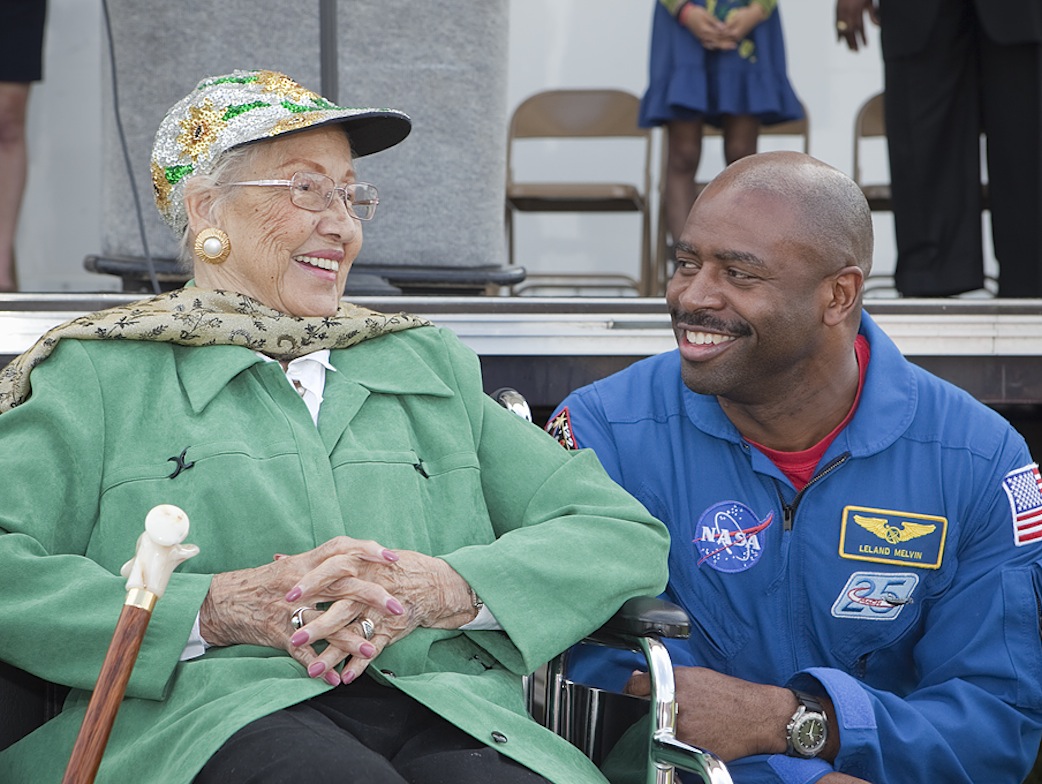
left=777, top=452, right=852, bottom=531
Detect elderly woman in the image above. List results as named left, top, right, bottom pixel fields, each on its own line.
left=0, top=70, right=668, bottom=783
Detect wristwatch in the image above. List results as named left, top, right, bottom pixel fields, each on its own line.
left=785, top=690, right=828, bottom=758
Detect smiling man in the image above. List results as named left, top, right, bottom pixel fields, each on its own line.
left=547, top=151, right=1042, bottom=784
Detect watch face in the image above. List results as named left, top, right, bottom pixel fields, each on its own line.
left=795, top=715, right=826, bottom=753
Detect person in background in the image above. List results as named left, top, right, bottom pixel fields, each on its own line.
left=836, top=0, right=1042, bottom=298
left=0, top=69, right=669, bottom=784
left=645, top=0, right=803, bottom=250
left=548, top=151, right=1042, bottom=783
left=0, top=0, right=47, bottom=292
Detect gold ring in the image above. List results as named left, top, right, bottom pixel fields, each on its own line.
left=836, top=20, right=849, bottom=32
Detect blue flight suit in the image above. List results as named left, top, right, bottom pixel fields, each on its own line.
left=549, top=312, right=1042, bottom=783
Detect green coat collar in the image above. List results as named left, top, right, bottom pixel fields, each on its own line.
left=174, top=331, right=455, bottom=416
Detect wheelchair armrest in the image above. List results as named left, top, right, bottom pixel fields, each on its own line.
left=585, top=596, right=690, bottom=647
left=542, top=598, right=733, bottom=783
left=540, top=596, right=688, bottom=746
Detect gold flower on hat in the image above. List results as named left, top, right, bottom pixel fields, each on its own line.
left=267, top=112, right=329, bottom=137
left=177, top=99, right=225, bottom=163
left=151, top=160, right=173, bottom=212
left=255, top=70, right=323, bottom=106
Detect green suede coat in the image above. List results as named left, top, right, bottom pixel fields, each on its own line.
left=0, top=325, right=669, bottom=783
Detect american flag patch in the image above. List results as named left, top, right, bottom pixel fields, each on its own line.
left=1002, top=463, right=1042, bottom=546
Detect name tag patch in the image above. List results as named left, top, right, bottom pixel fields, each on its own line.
left=831, top=571, right=919, bottom=620
left=838, top=505, right=947, bottom=569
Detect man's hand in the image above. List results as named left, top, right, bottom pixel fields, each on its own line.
left=625, top=666, right=797, bottom=761
left=835, top=0, right=879, bottom=52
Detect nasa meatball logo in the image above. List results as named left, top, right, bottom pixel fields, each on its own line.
left=693, top=501, right=773, bottom=573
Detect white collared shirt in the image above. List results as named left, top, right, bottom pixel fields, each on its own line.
left=259, top=349, right=336, bottom=426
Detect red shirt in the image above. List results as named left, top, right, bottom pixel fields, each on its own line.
left=747, top=335, right=870, bottom=490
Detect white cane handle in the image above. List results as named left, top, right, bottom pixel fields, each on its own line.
left=120, top=504, right=199, bottom=600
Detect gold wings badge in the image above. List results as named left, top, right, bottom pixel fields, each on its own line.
left=854, top=514, right=937, bottom=544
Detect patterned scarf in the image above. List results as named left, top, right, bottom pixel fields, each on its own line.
left=0, top=287, right=431, bottom=413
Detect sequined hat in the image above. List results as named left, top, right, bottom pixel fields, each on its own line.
left=151, top=69, right=412, bottom=234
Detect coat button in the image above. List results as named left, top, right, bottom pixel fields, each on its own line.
left=491, top=731, right=508, bottom=744
left=380, top=669, right=396, bottom=678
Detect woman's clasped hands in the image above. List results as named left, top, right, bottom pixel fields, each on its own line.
left=682, top=3, right=767, bottom=51
left=199, top=535, right=479, bottom=687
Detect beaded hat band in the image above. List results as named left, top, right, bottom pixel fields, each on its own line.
left=151, top=69, right=412, bottom=235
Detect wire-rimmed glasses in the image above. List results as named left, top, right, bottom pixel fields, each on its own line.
left=224, top=172, right=380, bottom=220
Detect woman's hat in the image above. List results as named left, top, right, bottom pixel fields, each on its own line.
left=151, top=69, right=412, bottom=234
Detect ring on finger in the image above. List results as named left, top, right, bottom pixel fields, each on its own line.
left=359, top=616, right=375, bottom=641
left=291, top=606, right=311, bottom=631
left=836, top=20, right=849, bottom=31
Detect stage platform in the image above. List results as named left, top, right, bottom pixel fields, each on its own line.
left=3, top=294, right=1042, bottom=422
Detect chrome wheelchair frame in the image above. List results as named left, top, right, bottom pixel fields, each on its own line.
left=493, top=388, right=732, bottom=784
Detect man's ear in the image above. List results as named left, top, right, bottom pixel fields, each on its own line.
left=823, top=265, right=864, bottom=327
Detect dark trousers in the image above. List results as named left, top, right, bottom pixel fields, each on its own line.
left=193, top=677, right=551, bottom=784
left=885, top=1, right=1042, bottom=297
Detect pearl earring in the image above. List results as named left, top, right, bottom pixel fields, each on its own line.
left=194, top=227, right=231, bottom=264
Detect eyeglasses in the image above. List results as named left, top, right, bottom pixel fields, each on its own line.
left=224, top=171, right=379, bottom=220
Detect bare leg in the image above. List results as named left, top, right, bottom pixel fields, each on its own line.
left=664, top=119, right=704, bottom=243
left=721, top=114, right=760, bottom=164
left=0, top=82, right=30, bottom=292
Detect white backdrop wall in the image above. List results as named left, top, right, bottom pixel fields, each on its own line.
left=18, top=0, right=982, bottom=294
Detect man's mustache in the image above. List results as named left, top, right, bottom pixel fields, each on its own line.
left=669, top=308, right=752, bottom=338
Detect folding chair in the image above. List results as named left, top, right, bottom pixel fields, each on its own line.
left=654, top=105, right=810, bottom=293
left=702, top=105, right=810, bottom=168
left=851, top=92, right=904, bottom=297
left=852, top=92, right=891, bottom=212
left=852, top=91, right=996, bottom=297
left=505, top=89, right=658, bottom=296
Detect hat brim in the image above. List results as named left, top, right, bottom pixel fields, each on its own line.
left=334, top=112, right=412, bottom=157
left=259, top=110, right=412, bottom=159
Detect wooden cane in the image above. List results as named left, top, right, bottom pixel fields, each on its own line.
left=61, top=504, right=199, bottom=784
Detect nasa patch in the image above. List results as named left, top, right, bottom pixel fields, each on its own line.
left=693, top=500, right=773, bottom=573
left=545, top=407, right=579, bottom=450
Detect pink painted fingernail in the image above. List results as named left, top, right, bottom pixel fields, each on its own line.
left=324, top=671, right=341, bottom=686
left=342, top=670, right=356, bottom=685
left=382, top=549, right=399, bottom=562
left=308, top=661, right=326, bottom=678
left=285, top=586, right=302, bottom=602
left=290, top=630, right=309, bottom=647
left=386, top=598, right=404, bottom=615
left=359, top=643, right=376, bottom=658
